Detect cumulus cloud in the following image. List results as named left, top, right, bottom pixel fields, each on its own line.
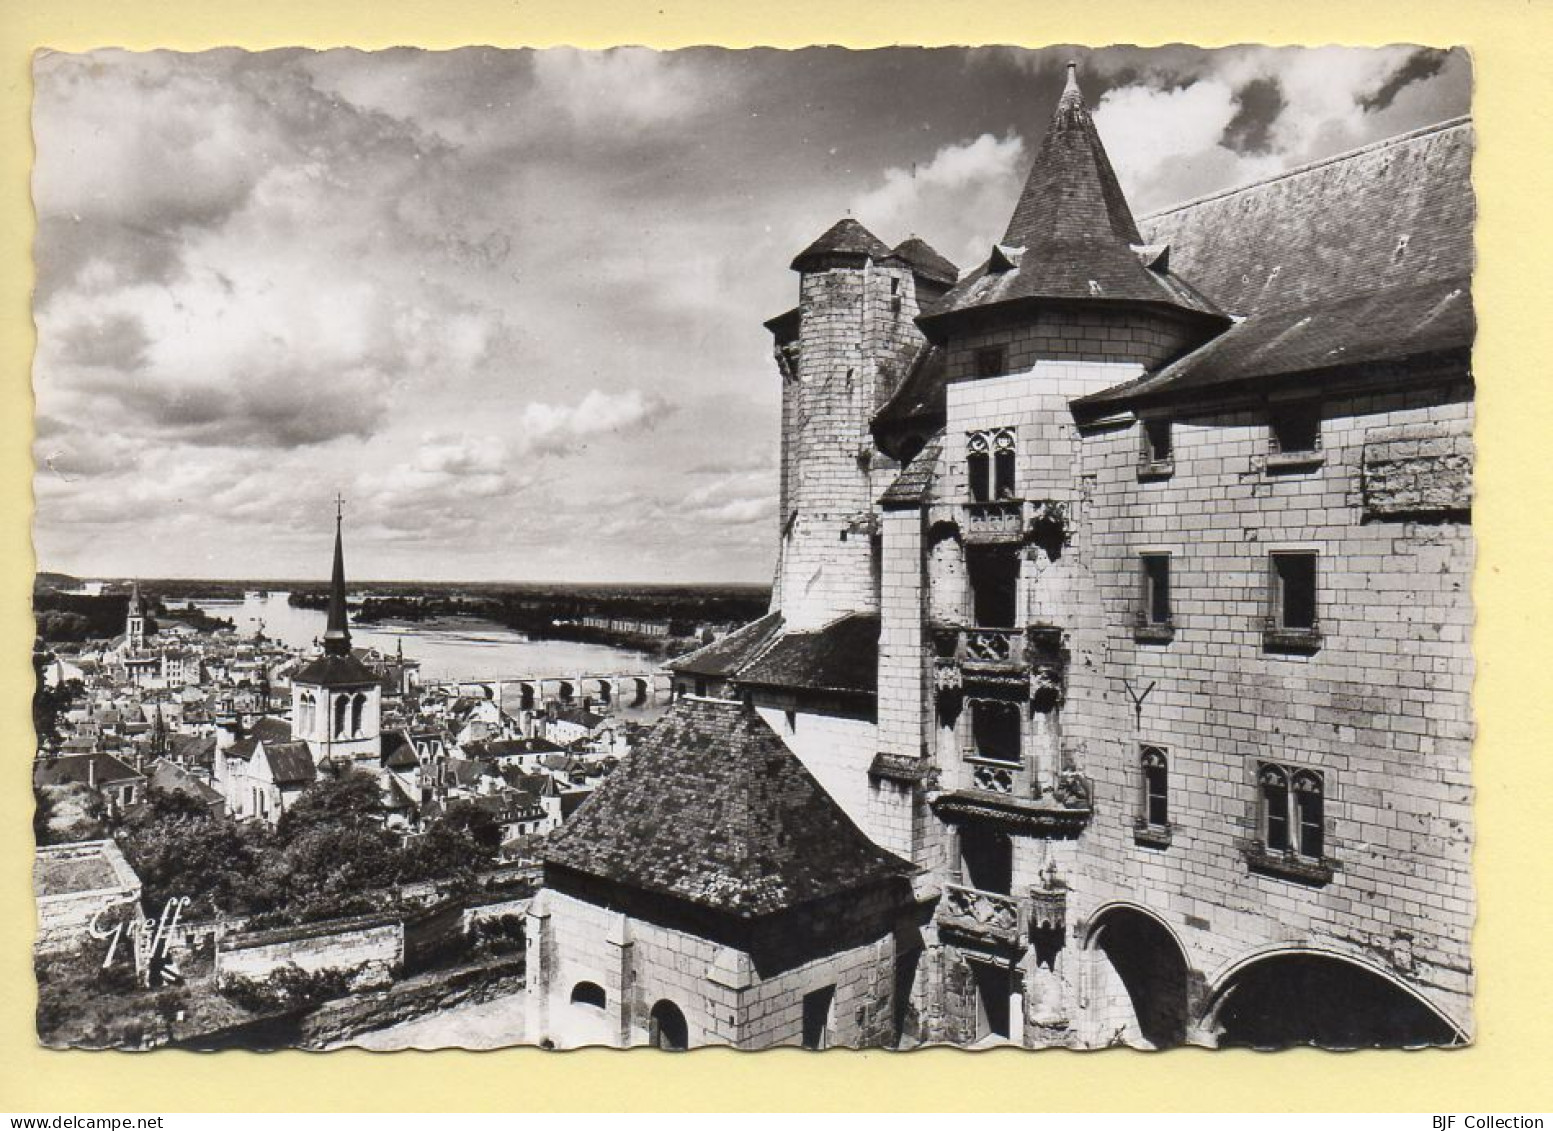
left=1092, top=46, right=1471, bottom=213
left=517, top=389, right=675, bottom=456
left=28, top=46, right=1467, bottom=583
left=530, top=48, right=703, bottom=130
left=850, top=132, right=1028, bottom=268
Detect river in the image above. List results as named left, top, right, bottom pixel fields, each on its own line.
left=189, top=591, right=661, bottom=684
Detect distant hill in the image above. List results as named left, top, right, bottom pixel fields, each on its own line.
left=34, top=572, right=82, bottom=592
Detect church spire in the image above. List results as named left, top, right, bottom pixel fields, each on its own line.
left=323, top=497, right=351, bottom=656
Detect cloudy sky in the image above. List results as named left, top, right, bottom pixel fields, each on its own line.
left=30, top=45, right=1470, bottom=584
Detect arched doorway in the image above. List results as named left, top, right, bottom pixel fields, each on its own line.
left=569, top=981, right=606, bottom=1009
left=1087, top=905, right=1191, bottom=1048
left=1207, top=951, right=1464, bottom=1049
left=649, top=999, right=689, bottom=1050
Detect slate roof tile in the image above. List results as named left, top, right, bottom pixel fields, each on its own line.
left=543, top=697, right=913, bottom=917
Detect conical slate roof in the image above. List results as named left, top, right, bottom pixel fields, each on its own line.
left=544, top=696, right=915, bottom=918
left=921, top=64, right=1227, bottom=337
left=888, top=237, right=959, bottom=286
left=1002, top=63, right=1142, bottom=249
left=790, top=217, right=892, bottom=271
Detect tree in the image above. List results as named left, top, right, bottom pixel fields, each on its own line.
left=115, top=789, right=273, bottom=916
left=403, top=800, right=501, bottom=883
left=31, top=652, right=82, bottom=751
left=274, top=769, right=383, bottom=841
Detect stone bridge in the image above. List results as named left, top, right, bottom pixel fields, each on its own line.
left=414, top=671, right=673, bottom=711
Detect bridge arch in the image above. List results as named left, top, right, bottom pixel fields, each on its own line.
left=1203, top=946, right=1465, bottom=1048
left=1084, top=902, right=1194, bottom=1049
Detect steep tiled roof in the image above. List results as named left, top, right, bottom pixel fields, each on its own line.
left=292, top=652, right=380, bottom=688
left=790, top=217, right=892, bottom=271
left=880, top=433, right=943, bottom=508
left=872, top=343, right=947, bottom=445
left=263, top=742, right=317, bottom=786
left=33, top=752, right=144, bottom=789
left=381, top=731, right=420, bottom=770
left=145, top=759, right=223, bottom=807
left=737, top=614, right=879, bottom=697
left=922, top=66, right=1227, bottom=337
left=544, top=697, right=914, bottom=917
left=888, top=237, right=959, bottom=286
left=668, top=610, right=784, bottom=678
left=1076, top=118, right=1474, bottom=412
left=249, top=716, right=293, bottom=745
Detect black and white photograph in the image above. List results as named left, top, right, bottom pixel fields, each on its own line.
left=29, top=43, right=1475, bottom=1052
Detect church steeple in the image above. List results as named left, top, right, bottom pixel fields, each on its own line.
left=323, top=499, right=351, bottom=657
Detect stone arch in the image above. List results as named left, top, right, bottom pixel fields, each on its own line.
left=518, top=682, right=537, bottom=712
left=1085, top=903, right=1193, bottom=1049
left=569, top=981, right=606, bottom=1009
left=588, top=677, right=613, bottom=706
left=628, top=677, right=649, bottom=708
left=648, top=999, right=689, bottom=1050
left=1203, top=947, right=1465, bottom=1049
left=557, top=680, right=576, bottom=703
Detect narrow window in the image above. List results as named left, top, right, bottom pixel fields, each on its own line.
left=974, top=345, right=1006, bottom=378
left=1269, top=405, right=1321, bottom=456
left=695, top=677, right=707, bottom=697
left=1260, top=764, right=1291, bottom=853
left=967, top=433, right=991, bottom=502
left=801, top=986, right=836, bottom=1050
left=351, top=692, right=366, bottom=737
left=1271, top=552, right=1318, bottom=630
left=1143, top=419, right=1173, bottom=464
left=970, top=699, right=1021, bottom=765
left=992, top=429, right=1017, bottom=499
left=333, top=695, right=349, bottom=739
left=1140, top=554, right=1172, bottom=625
left=960, top=822, right=1014, bottom=895
left=1292, top=770, right=1325, bottom=858
left=1141, top=746, right=1169, bottom=827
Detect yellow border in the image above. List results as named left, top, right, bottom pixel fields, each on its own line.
left=3, top=0, right=1550, bottom=1113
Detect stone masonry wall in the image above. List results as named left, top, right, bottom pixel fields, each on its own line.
left=777, top=258, right=925, bottom=629
left=528, top=887, right=905, bottom=1050
left=215, top=919, right=402, bottom=989
left=1063, top=382, right=1475, bottom=1037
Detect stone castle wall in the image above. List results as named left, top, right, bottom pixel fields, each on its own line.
left=526, top=887, right=907, bottom=1049
left=1062, top=381, right=1475, bottom=1038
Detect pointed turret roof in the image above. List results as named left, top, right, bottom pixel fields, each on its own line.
left=887, top=237, right=959, bottom=287
left=919, top=63, right=1228, bottom=338
left=1002, top=63, right=1142, bottom=249
left=128, top=581, right=146, bottom=617
left=790, top=217, right=892, bottom=271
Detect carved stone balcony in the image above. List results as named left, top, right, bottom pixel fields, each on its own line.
left=933, top=624, right=1067, bottom=702
left=963, top=500, right=1025, bottom=544
left=932, top=777, right=1093, bottom=839
left=936, top=883, right=1022, bottom=950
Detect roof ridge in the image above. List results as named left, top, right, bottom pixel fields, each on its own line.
left=1143, top=115, right=1473, bottom=222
